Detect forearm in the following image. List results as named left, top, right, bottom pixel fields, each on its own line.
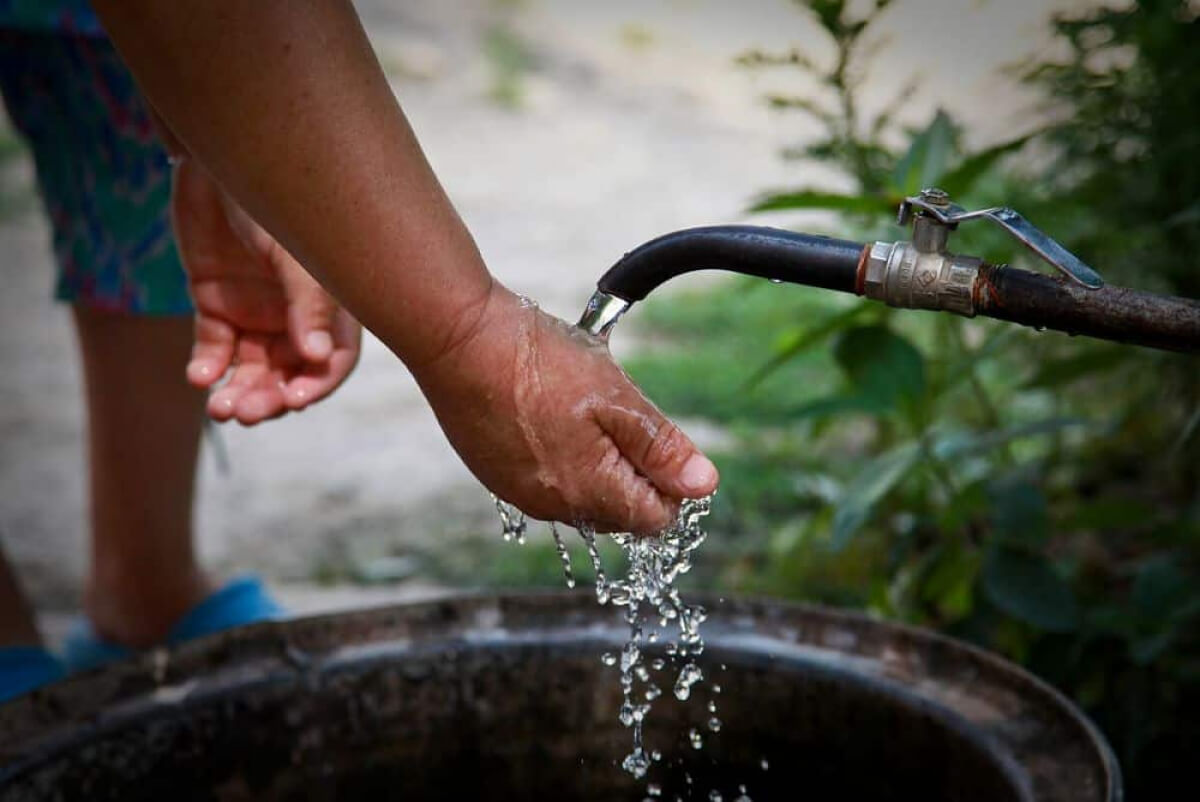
left=91, top=0, right=493, bottom=368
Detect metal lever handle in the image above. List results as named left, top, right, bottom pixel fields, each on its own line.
left=900, top=194, right=1104, bottom=290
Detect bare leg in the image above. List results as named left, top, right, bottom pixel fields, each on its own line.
left=0, top=549, right=41, bottom=648
left=73, top=306, right=213, bottom=648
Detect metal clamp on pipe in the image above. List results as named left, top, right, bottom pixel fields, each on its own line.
left=861, top=187, right=1104, bottom=318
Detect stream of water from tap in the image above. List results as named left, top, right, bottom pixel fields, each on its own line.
left=491, top=494, right=740, bottom=799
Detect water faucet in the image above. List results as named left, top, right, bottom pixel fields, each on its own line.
left=578, top=189, right=1200, bottom=354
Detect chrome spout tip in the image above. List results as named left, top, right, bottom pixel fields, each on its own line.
left=577, top=290, right=631, bottom=339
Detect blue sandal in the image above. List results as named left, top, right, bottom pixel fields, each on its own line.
left=0, top=646, right=65, bottom=704
left=63, top=575, right=283, bottom=673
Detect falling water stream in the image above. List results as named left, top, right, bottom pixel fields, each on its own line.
left=492, top=494, right=751, bottom=800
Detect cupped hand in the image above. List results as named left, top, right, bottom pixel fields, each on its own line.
left=171, top=159, right=361, bottom=425
left=414, top=286, right=719, bottom=534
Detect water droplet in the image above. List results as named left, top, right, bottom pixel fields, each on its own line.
left=621, top=748, right=651, bottom=779
left=708, top=700, right=717, bottom=713
left=769, top=278, right=783, bottom=284
left=674, top=663, right=703, bottom=700
left=621, top=643, right=641, bottom=673
left=647, top=784, right=662, bottom=797
left=712, top=683, right=722, bottom=694
left=709, top=790, right=723, bottom=802
left=708, top=716, right=722, bottom=732
left=602, top=652, right=617, bottom=666
left=760, top=758, right=770, bottom=771
left=688, top=728, right=703, bottom=749
left=549, top=522, right=575, bottom=589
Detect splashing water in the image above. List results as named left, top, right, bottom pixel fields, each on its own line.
left=491, top=495, right=725, bottom=793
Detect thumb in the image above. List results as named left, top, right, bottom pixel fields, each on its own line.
left=279, top=259, right=338, bottom=362
left=595, top=400, right=719, bottom=501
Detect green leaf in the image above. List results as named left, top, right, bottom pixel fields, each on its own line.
left=790, top=393, right=888, bottom=420
left=931, top=417, right=1092, bottom=461
left=1132, top=555, right=1190, bottom=621
left=890, top=109, right=956, bottom=195
left=831, top=442, right=922, bottom=550
left=833, top=325, right=926, bottom=409
left=742, top=302, right=871, bottom=390
left=748, top=189, right=893, bottom=215
left=1022, top=346, right=1132, bottom=389
left=921, top=542, right=981, bottom=620
left=1130, top=629, right=1176, bottom=665
left=938, top=134, right=1033, bottom=198
left=806, top=0, right=848, bottom=38
left=987, top=474, right=1049, bottom=549
left=764, top=94, right=838, bottom=125
left=982, top=546, right=1079, bottom=632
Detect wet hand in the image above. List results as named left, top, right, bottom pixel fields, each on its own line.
left=171, top=159, right=361, bottom=425
left=414, top=286, right=718, bottom=534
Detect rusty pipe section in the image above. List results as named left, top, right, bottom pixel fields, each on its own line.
left=970, top=264, right=1200, bottom=353
left=861, top=238, right=1200, bottom=353
left=580, top=225, right=1200, bottom=353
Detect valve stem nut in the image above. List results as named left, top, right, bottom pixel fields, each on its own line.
left=863, top=241, right=895, bottom=303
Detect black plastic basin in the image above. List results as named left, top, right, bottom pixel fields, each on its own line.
left=0, top=593, right=1120, bottom=801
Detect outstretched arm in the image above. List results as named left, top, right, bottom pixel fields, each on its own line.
left=92, top=0, right=718, bottom=532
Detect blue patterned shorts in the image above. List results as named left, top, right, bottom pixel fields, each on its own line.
left=0, top=29, right=190, bottom=315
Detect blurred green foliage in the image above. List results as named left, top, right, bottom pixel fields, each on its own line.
left=622, top=1, right=1198, bottom=797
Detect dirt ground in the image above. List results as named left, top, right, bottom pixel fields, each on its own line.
left=0, top=0, right=1091, bottom=637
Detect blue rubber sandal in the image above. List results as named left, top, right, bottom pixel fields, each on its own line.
left=0, top=646, right=66, bottom=703
left=63, top=575, right=283, bottom=673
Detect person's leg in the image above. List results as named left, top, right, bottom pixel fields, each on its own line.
left=0, top=549, right=42, bottom=649
left=73, top=306, right=214, bottom=648
left=0, top=549, right=65, bottom=702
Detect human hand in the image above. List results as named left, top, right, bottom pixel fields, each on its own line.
left=171, top=159, right=361, bottom=424
left=413, top=286, right=719, bottom=534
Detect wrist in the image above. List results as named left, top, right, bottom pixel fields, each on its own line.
left=405, top=280, right=523, bottom=387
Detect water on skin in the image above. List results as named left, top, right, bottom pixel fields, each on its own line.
left=493, top=495, right=732, bottom=795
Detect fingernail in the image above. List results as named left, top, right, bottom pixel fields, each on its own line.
left=305, top=331, right=332, bottom=359
left=186, top=360, right=211, bottom=381
left=679, top=454, right=717, bottom=494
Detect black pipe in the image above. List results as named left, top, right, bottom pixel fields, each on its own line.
left=592, top=225, right=1200, bottom=354
left=597, top=225, right=865, bottom=302
left=975, top=264, right=1200, bottom=354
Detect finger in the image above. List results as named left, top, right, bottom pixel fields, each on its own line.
left=278, top=254, right=338, bottom=363
left=586, top=441, right=680, bottom=534
left=206, top=337, right=272, bottom=421
left=594, top=402, right=719, bottom=501
left=282, top=309, right=362, bottom=409
left=233, top=380, right=289, bottom=425
left=187, top=315, right=236, bottom=388
left=233, top=337, right=300, bottom=425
